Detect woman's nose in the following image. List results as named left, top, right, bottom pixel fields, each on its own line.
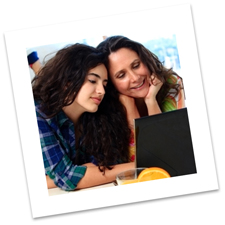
left=96, top=84, right=105, bottom=95
left=129, top=71, right=140, bottom=82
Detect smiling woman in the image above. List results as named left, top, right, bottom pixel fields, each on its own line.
left=97, top=35, right=185, bottom=161
left=31, top=43, right=134, bottom=191
left=108, top=48, right=155, bottom=98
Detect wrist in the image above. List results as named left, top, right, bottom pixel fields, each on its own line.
left=145, top=99, right=161, bottom=115
left=145, top=97, right=157, bottom=105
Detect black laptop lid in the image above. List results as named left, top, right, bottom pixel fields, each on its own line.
left=135, top=108, right=197, bottom=177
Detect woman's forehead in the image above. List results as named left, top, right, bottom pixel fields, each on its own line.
left=109, top=48, right=139, bottom=62
left=88, top=64, right=108, bottom=81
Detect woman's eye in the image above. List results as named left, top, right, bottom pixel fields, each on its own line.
left=89, top=80, right=96, bottom=84
left=117, top=73, right=125, bottom=79
left=133, top=63, right=140, bottom=68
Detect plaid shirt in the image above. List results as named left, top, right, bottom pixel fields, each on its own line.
left=35, top=101, right=87, bottom=191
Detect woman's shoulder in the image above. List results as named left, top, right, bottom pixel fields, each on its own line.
left=166, top=74, right=182, bottom=85
left=34, top=100, right=54, bottom=122
left=34, top=100, right=47, bottom=118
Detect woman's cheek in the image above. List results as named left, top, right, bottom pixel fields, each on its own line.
left=113, top=80, right=127, bottom=92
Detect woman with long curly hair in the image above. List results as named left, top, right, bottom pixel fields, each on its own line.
left=97, top=35, right=185, bottom=161
left=32, top=43, right=134, bottom=191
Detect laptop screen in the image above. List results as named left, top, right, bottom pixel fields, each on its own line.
left=134, top=108, right=197, bottom=177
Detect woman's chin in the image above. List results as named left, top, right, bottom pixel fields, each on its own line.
left=130, top=89, right=149, bottom=99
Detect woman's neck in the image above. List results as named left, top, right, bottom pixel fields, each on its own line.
left=62, top=102, right=84, bottom=126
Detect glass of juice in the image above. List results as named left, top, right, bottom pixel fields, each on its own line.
left=116, top=168, right=146, bottom=185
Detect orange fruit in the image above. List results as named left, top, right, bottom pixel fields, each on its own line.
left=137, top=167, right=170, bottom=182
left=122, top=179, right=139, bottom=185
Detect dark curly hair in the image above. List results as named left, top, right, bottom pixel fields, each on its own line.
left=32, top=43, right=130, bottom=173
left=97, top=35, right=183, bottom=108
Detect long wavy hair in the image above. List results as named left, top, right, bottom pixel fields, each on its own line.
left=32, top=43, right=130, bottom=172
left=97, top=35, right=183, bottom=109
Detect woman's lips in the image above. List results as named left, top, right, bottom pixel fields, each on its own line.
left=131, top=79, right=145, bottom=90
left=91, top=97, right=102, bottom=105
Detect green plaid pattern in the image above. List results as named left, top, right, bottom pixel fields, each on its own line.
left=35, top=101, right=87, bottom=191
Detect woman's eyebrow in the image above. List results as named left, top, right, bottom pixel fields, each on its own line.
left=88, top=73, right=108, bottom=82
left=132, top=59, right=140, bottom=64
left=88, top=73, right=101, bottom=78
left=114, top=59, right=140, bottom=77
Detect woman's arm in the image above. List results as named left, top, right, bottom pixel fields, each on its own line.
left=46, top=162, right=135, bottom=189
left=144, top=75, right=163, bottom=115
left=177, top=78, right=185, bottom=109
left=46, top=175, right=57, bottom=189
left=27, top=51, right=42, bottom=75
left=31, top=60, right=42, bottom=75
left=76, top=162, right=135, bottom=189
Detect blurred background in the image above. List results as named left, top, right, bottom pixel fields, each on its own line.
left=27, top=34, right=181, bottom=80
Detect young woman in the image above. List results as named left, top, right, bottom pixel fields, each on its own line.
left=97, top=35, right=185, bottom=161
left=32, top=43, right=134, bottom=191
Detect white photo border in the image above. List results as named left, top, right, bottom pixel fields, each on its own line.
left=4, top=4, right=218, bottom=218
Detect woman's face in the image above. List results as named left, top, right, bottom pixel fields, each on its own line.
left=74, top=64, right=108, bottom=113
left=108, top=48, right=151, bottom=98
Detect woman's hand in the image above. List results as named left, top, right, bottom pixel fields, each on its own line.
left=119, top=94, right=140, bottom=128
left=145, top=75, right=163, bottom=102
left=144, top=74, right=163, bottom=115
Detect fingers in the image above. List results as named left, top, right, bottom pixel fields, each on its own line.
left=149, top=75, right=162, bottom=86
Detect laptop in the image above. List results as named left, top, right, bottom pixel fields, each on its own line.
left=134, top=108, right=197, bottom=177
